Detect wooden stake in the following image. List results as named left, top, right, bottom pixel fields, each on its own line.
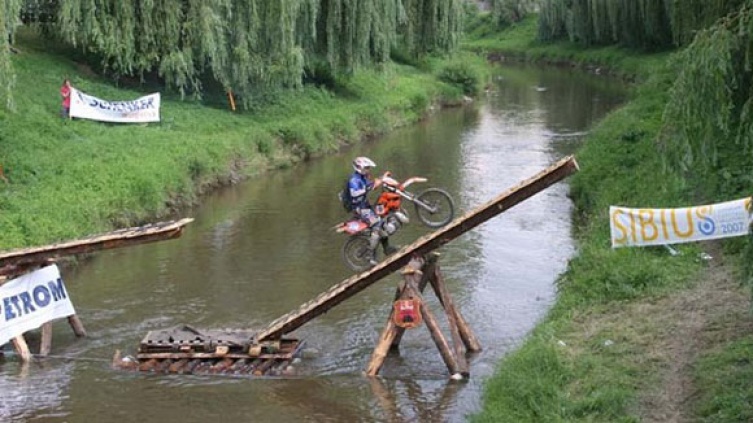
left=67, top=315, right=87, bottom=337
left=39, top=322, right=53, bottom=356
left=429, top=269, right=469, bottom=375
left=431, top=266, right=482, bottom=352
left=402, top=269, right=462, bottom=376
left=12, top=335, right=32, bottom=362
left=227, top=91, right=236, bottom=111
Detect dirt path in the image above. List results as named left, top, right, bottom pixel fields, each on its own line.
left=634, top=245, right=752, bottom=422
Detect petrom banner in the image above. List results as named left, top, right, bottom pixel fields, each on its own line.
left=610, top=197, right=752, bottom=248
left=0, top=265, right=76, bottom=345
left=70, top=87, right=160, bottom=123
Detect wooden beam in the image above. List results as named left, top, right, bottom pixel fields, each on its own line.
left=403, top=276, right=462, bottom=377
left=67, top=315, right=87, bottom=337
left=39, top=322, right=53, bottom=356
left=12, top=335, right=32, bottom=362
left=256, top=156, right=578, bottom=341
left=431, top=265, right=481, bottom=352
left=0, top=218, right=194, bottom=273
left=430, top=267, right=469, bottom=375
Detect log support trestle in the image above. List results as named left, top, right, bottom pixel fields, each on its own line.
left=366, top=253, right=481, bottom=379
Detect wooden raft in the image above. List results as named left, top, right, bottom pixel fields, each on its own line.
left=113, top=325, right=304, bottom=376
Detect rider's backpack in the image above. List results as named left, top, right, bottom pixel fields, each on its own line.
left=338, top=179, right=354, bottom=212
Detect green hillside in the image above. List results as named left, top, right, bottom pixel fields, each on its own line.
left=0, top=29, right=482, bottom=250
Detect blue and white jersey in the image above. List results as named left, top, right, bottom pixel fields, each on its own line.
left=348, top=172, right=374, bottom=210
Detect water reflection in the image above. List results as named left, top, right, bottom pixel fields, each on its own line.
left=0, top=63, right=626, bottom=422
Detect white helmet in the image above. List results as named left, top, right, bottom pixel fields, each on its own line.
left=353, top=156, right=376, bottom=175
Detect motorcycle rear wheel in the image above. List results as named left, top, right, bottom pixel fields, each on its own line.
left=414, top=188, right=455, bottom=228
left=342, top=234, right=374, bottom=272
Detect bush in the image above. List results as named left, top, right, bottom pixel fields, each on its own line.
left=437, top=61, right=482, bottom=96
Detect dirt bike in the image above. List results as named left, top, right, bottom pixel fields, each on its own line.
left=334, top=173, right=455, bottom=272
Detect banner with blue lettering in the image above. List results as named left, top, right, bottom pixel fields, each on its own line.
left=610, top=197, right=752, bottom=248
left=70, top=87, right=160, bottom=123
left=0, top=265, right=76, bottom=345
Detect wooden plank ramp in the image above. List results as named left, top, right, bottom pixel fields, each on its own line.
left=0, top=218, right=194, bottom=276
left=254, top=155, right=579, bottom=342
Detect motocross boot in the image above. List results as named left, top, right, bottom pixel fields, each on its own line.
left=366, top=231, right=381, bottom=266
left=381, top=237, right=399, bottom=256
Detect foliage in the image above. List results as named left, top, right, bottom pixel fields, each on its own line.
left=693, top=337, right=753, bottom=422
left=401, top=0, right=465, bottom=56
left=1, top=0, right=23, bottom=109
left=0, top=29, right=452, bottom=249
left=661, top=1, right=753, bottom=174
left=436, top=53, right=487, bottom=95
left=537, top=0, right=742, bottom=50
left=3, top=0, right=464, bottom=110
left=489, top=0, right=536, bottom=29
left=462, top=14, right=670, bottom=83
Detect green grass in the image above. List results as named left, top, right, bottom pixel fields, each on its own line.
left=472, top=60, right=702, bottom=422
left=465, top=14, right=738, bottom=422
left=693, top=337, right=753, bottom=422
left=463, top=14, right=671, bottom=81
left=469, top=11, right=753, bottom=423
left=0, top=29, right=479, bottom=250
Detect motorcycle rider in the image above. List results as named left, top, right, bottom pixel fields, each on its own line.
left=348, top=156, right=398, bottom=265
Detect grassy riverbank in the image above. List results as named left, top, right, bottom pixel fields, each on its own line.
left=470, top=15, right=753, bottom=423
left=0, top=29, right=487, bottom=251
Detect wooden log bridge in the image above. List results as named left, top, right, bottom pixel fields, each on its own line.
left=0, top=218, right=194, bottom=362
left=119, top=156, right=578, bottom=377
left=254, top=156, right=579, bottom=343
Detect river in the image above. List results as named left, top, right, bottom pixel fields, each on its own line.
left=1, top=63, right=626, bottom=422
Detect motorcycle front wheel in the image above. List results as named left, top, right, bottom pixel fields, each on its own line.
left=414, top=188, right=455, bottom=228
left=342, top=234, right=374, bottom=272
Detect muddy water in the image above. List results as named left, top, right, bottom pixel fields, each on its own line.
left=0, top=64, right=626, bottom=422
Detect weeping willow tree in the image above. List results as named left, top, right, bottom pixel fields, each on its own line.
left=401, top=0, right=464, bottom=56
left=53, top=0, right=312, bottom=105
left=1, top=0, right=23, bottom=110
left=30, top=0, right=462, bottom=107
left=310, top=0, right=401, bottom=72
left=489, top=0, right=537, bottom=28
left=661, top=1, right=753, bottom=174
left=538, top=0, right=740, bottom=49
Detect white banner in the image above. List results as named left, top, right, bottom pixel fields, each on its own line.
left=70, top=87, right=160, bottom=123
left=0, top=265, right=76, bottom=346
left=610, top=197, right=752, bottom=248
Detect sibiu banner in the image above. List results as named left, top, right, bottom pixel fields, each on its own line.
left=70, top=87, right=160, bottom=123
left=0, top=265, right=76, bottom=346
left=610, top=197, right=752, bottom=248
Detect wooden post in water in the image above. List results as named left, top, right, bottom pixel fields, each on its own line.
left=430, top=264, right=481, bottom=352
